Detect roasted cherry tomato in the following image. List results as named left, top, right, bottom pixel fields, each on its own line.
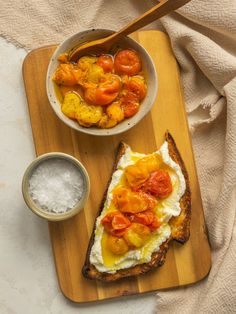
left=106, top=102, right=124, bottom=123
left=130, top=210, right=160, bottom=231
left=128, top=210, right=154, bottom=225
left=137, top=191, right=157, bottom=210
left=114, top=49, right=142, bottom=76
left=124, top=155, right=162, bottom=190
left=121, top=91, right=140, bottom=118
left=148, top=215, right=161, bottom=231
left=57, top=53, right=69, bottom=63
left=53, top=63, right=79, bottom=86
left=124, top=162, right=149, bottom=189
left=84, top=74, right=121, bottom=106
left=113, top=187, right=148, bottom=214
left=106, top=235, right=129, bottom=255
left=123, top=102, right=139, bottom=118
left=97, top=55, right=114, bottom=73
left=125, top=77, right=147, bottom=101
left=113, top=187, right=157, bottom=214
left=101, top=211, right=131, bottom=236
left=144, top=170, right=172, bottom=199
left=136, top=154, right=162, bottom=175
left=123, top=223, right=151, bottom=248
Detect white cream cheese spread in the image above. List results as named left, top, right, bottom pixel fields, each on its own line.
left=90, top=141, right=186, bottom=273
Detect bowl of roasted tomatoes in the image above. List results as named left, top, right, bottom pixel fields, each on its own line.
left=46, top=29, right=157, bottom=136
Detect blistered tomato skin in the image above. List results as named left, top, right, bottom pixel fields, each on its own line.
left=113, top=187, right=149, bottom=214
left=123, top=223, right=151, bottom=248
left=123, top=101, right=139, bottom=118
left=121, top=91, right=140, bottom=118
left=125, top=77, right=147, bottom=101
left=112, top=187, right=157, bottom=214
left=128, top=210, right=160, bottom=231
left=101, top=211, right=131, bottom=237
left=84, top=74, right=121, bottom=106
left=144, top=170, right=173, bottom=199
left=114, top=49, right=142, bottom=76
left=124, top=161, right=149, bottom=188
left=106, top=235, right=129, bottom=255
left=53, top=64, right=78, bottom=86
left=97, top=55, right=114, bottom=73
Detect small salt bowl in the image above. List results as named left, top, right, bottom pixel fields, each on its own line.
left=22, top=152, right=90, bottom=221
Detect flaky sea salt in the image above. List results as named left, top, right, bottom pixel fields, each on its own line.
left=29, top=158, right=85, bottom=213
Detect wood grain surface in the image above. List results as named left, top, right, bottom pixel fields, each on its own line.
left=22, top=30, right=211, bottom=303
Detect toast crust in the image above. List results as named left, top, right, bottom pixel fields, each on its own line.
left=165, top=132, right=191, bottom=243
left=82, top=132, right=191, bottom=282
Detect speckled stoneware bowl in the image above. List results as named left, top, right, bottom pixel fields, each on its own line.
left=22, top=152, right=90, bottom=221
left=46, top=29, right=158, bottom=136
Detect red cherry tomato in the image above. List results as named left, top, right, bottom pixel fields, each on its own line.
left=144, top=170, right=173, bottom=199
left=149, top=215, right=161, bottom=231
left=126, top=210, right=160, bottom=231
left=125, top=77, right=147, bottom=101
left=137, top=191, right=157, bottom=211
left=114, top=49, right=142, bottom=76
left=97, top=55, right=114, bottom=73
left=121, top=91, right=140, bottom=118
left=123, top=102, right=139, bottom=118
left=101, top=211, right=131, bottom=237
left=133, top=210, right=155, bottom=225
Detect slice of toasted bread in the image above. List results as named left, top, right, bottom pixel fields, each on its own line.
left=82, top=131, right=191, bottom=282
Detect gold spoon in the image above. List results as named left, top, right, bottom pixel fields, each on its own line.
left=68, top=0, right=191, bottom=61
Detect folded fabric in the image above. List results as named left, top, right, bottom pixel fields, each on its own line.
left=156, top=0, right=236, bottom=313
left=0, top=0, right=157, bottom=50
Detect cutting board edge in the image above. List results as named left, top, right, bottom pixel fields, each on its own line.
left=59, top=262, right=212, bottom=303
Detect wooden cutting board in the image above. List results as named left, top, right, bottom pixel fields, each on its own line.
left=22, top=30, right=211, bottom=303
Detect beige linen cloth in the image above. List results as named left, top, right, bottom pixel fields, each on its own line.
left=1, top=0, right=236, bottom=313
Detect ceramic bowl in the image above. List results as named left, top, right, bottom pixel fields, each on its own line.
left=46, top=29, right=158, bottom=136
left=22, top=152, right=90, bottom=221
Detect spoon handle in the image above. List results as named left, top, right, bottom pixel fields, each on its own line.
left=109, top=0, right=190, bottom=40
left=69, top=0, right=191, bottom=60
